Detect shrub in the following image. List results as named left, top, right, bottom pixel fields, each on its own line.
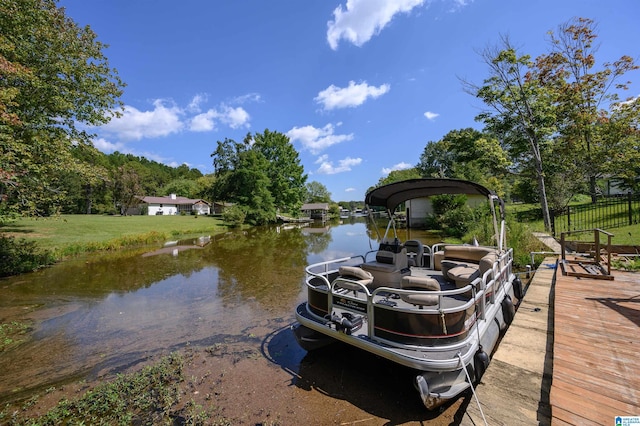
left=466, top=212, right=546, bottom=268
left=221, top=205, right=246, bottom=227
left=0, top=235, right=56, bottom=277
left=428, top=194, right=475, bottom=238
left=439, top=207, right=474, bottom=237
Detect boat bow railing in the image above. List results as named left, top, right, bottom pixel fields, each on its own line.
left=305, top=255, right=366, bottom=287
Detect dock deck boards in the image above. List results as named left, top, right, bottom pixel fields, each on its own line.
left=551, top=269, right=640, bottom=425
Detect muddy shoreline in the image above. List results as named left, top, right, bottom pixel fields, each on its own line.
left=6, top=322, right=468, bottom=425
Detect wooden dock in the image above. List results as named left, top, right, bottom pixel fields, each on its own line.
left=551, top=268, right=640, bottom=425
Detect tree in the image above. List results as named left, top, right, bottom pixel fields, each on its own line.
left=210, top=138, right=276, bottom=225
left=248, top=129, right=307, bottom=213
left=234, top=150, right=275, bottom=224
left=305, top=181, right=331, bottom=203
left=417, top=128, right=510, bottom=194
left=601, top=99, right=640, bottom=191
left=112, top=164, right=142, bottom=215
left=0, top=0, right=124, bottom=219
left=536, top=17, right=639, bottom=202
left=467, top=38, right=557, bottom=231
left=161, top=179, right=200, bottom=199
left=372, top=167, right=421, bottom=192
left=210, top=130, right=307, bottom=224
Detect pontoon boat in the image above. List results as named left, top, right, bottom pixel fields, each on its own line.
left=292, top=178, right=522, bottom=410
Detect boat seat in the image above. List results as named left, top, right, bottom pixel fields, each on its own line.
left=440, top=246, right=500, bottom=283
left=334, top=266, right=374, bottom=292
left=361, top=247, right=409, bottom=288
left=400, top=276, right=440, bottom=306
left=448, top=265, right=480, bottom=287
left=404, top=240, right=424, bottom=267
left=433, top=250, right=444, bottom=270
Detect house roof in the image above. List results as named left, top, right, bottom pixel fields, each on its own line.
left=139, top=196, right=210, bottom=206
left=301, top=203, right=329, bottom=210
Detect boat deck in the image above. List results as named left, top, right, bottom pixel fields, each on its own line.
left=551, top=267, right=640, bottom=425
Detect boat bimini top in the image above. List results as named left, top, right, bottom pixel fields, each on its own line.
left=365, top=178, right=506, bottom=250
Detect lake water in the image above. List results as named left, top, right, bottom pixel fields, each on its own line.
left=0, top=217, right=443, bottom=406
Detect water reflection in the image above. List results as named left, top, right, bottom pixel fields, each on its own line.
left=0, top=218, right=443, bottom=404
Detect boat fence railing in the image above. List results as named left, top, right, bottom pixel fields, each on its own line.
left=305, top=255, right=366, bottom=283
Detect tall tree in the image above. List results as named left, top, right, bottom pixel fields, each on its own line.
left=0, top=0, right=124, bottom=219
left=211, top=130, right=307, bottom=224
left=536, top=17, right=639, bottom=202
left=417, top=128, right=510, bottom=194
left=305, top=181, right=332, bottom=203
left=112, top=164, right=142, bottom=215
left=467, top=38, right=557, bottom=231
left=248, top=129, right=307, bottom=213
left=210, top=137, right=276, bottom=225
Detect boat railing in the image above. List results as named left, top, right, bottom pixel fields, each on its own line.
left=422, top=244, right=434, bottom=268
left=363, top=249, right=378, bottom=262
left=305, top=255, right=366, bottom=287
left=368, top=280, right=488, bottom=351
left=365, top=251, right=513, bottom=349
left=332, top=277, right=373, bottom=296
left=371, top=282, right=481, bottom=312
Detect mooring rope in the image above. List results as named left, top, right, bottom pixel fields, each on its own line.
left=458, top=352, right=488, bottom=426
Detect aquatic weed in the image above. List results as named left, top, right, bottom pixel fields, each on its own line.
left=9, top=353, right=193, bottom=425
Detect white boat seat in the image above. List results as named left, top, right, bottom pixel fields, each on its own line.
left=400, top=276, right=440, bottom=306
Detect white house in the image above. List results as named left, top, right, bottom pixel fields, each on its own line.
left=138, top=194, right=211, bottom=216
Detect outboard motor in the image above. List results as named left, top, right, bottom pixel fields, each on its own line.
left=329, top=312, right=362, bottom=335
left=473, top=345, right=489, bottom=383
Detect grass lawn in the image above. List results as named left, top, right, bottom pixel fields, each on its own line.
left=505, top=203, right=639, bottom=246
left=1, top=214, right=225, bottom=255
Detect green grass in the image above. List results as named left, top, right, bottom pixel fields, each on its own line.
left=1, top=353, right=221, bottom=425
left=1, top=215, right=225, bottom=257
left=0, top=321, right=31, bottom=352
left=505, top=203, right=640, bottom=246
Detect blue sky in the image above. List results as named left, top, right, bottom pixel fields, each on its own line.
left=59, top=0, right=640, bottom=201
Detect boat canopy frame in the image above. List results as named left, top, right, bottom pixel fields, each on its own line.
left=365, top=178, right=506, bottom=251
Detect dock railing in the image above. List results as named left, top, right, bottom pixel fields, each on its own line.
left=559, top=228, right=614, bottom=279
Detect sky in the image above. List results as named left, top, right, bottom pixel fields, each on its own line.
left=58, top=0, right=640, bottom=201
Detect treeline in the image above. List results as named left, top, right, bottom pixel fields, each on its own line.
left=64, top=145, right=209, bottom=216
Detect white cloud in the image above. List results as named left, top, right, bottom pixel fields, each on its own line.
left=221, top=106, right=250, bottom=129
left=287, top=123, right=354, bottom=154
left=327, top=0, right=427, bottom=50
left=190, top=110, right=218, bottom=132
left=189, top=105, right=250, bottom=132
left=188, top=94, right=207, bottom=112
left=103, top=99, right=184, bottom=141
left=316, top=156, right=363, bottom=175
left=315, top=80, right=390, bottom=110
left=424, top=111, right=439, bottom=120
left=382, top=161, right=413, bottom=175
left=100, top=96, right=252, bottom=139
left=232, top=93, right=262, bottom=104
left=92, top=137, right=124, bottom=153
left=345, top=187, right=356, bottom=192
